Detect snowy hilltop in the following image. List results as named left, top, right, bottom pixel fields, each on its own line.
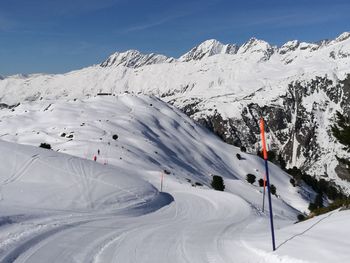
left=1, top=32, right=350, bottom=193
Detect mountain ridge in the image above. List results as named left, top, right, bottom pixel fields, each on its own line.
left=1, top=31, right=350, bottom=193
left=96, top=32, right=350, bottom=68
left=1, top=32, right=349, bottom=75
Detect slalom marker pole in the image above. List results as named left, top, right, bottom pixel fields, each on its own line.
left=259, top=118, right=276, bottom=251
left=160, top=172, right=164, bottom=192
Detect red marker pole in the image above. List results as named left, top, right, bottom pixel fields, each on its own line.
left=259, top=118, right=276, bottom=251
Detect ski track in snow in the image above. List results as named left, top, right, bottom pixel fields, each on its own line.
left=1, top=155, right=39, bottom=186
left=0, top=190, right=258, bottom=263
left=0, top=149, right=260, bottom=263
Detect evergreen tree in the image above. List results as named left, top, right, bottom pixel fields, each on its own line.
left=211, top=175, right=225, bottom=191
left=270, top=184, right=277, bottom=196
left=39, top=143, right=51, bottom=150
left=246, top=174, right=256, bottom=184
left=258, top=178, right=264, bottom=187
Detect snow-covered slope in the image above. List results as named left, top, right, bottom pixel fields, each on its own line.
left=0, top=94, right=310, bottom=213
left=1, top=32, right=350, bottom=192
left=0, top=94, right=349, bottom=263
left=0, top=140, right=160, bottom=211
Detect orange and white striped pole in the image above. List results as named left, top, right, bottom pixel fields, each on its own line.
left=259, top=117, right=276, bottom=251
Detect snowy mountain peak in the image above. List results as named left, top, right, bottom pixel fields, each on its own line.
left=179, top=39, right=238, bottom=62
left=237, top=37, right=274, bottom=60
left=238, top=37, right=272, bottom=52
left=335, top=32, right=350, bottom=43
left=100, top=49, right=175, bottom=68
left=198, top=39, right=222, bottom=49
left=298, top=42, right=320, bottom=51
left=278, top=40, right=300, bottom=55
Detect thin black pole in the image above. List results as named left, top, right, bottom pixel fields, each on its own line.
left=264, top=159, right=276, bottom=251
left=262, top=178, right=266, bottom=212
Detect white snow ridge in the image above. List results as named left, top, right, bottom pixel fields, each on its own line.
left=0, top=33, right=350, bottom=263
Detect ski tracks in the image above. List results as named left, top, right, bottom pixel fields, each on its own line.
left=0, top=187, right=258, bottom=263
left=1, top=154, right=39, bottom=186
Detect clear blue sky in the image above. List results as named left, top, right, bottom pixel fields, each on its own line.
left=0, top=0, right=349, bottom=76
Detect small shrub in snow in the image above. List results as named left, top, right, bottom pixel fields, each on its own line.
left=290, top=178, right=296, bottom=187
left=297, top=214, right=306, bottom=222
left=112, top=134, right=119, bottom=140
left=258, top=178, right=264, bottom=187
left=211, top=175, right=225, bottom=191
left=60, top=133, right=66, bottom=137
left=39, top=143, right=51, bottom=150
left=270, top=184, right=277, bottom=196
left=240, top=146, right=247, bottom=152
left=246, top=174, right=256, bottom=184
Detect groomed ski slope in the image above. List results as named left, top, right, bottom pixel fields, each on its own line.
left=0, top=95, right=349, bottom=262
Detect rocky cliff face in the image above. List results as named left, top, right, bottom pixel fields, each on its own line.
left=176, top=75, right=350, bottom=189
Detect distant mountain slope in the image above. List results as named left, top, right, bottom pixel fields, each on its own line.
left=179, top=39, right=238, bottom=62
left=100, top=50, right=175, bottom=68
left=1, top=32, right=350, bottom=192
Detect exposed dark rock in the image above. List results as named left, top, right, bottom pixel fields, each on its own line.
left=174, top=75, right=350, bottom=189
left=335, top=159, right=350, bottom=181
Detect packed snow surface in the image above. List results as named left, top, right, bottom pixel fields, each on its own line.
left=0, top=95, right=348, bottom=262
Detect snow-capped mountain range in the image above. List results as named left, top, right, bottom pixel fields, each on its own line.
left=1, top=32, right=350, bottom=192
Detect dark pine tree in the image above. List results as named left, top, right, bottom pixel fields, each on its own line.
left=211, top=175, right=225, bottom=191
left=246, top=174, right=256, bottom=184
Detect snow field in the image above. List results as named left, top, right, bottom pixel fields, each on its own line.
left=0, top=94, right=349, bottom=262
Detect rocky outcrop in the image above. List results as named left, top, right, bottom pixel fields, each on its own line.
left=176, top=75, right=350, bottom=185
